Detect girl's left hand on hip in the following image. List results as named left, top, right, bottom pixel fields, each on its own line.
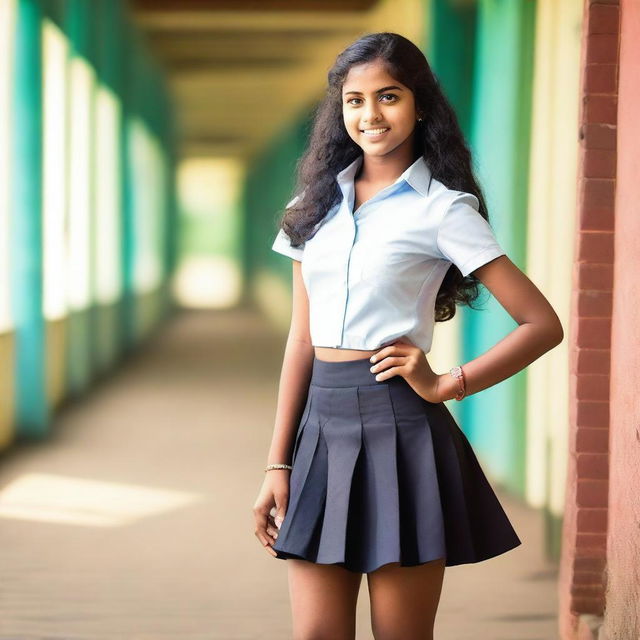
left=368, top=336, right=444, bottom=403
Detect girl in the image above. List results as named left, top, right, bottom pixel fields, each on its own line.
left=253, top=32, right=563, bottom=640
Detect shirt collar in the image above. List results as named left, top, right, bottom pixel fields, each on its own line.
left=336, top=153, right=432, bottom=197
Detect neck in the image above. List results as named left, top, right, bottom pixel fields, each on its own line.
left=357, top=139, right=416, bottom=184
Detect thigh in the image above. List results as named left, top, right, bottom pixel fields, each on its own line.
left=366, top=558, right=446, bottom=640
left=287, top=558, right=363, bottom=640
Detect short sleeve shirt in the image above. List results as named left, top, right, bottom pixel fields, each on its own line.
left=271, top=153, right=505, bottom=353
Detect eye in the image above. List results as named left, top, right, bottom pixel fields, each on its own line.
left=345, top=94, right=398, bottom=106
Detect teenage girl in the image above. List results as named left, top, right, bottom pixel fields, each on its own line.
left=253, top=32, right=563, bottom=640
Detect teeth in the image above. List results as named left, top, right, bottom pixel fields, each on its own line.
left=362, top=128, right=389, bottom=135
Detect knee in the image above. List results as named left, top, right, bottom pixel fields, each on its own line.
left=372, top=627, right=432, bottom=640
left=292, top=616, right=356, bottom=640
left=371, top=614, right=434, bottom=640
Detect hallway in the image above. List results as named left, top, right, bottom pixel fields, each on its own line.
left=0, top=309, right=558, bottom=639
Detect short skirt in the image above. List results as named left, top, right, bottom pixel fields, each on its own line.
left=272, top=356, right=522, bottom=574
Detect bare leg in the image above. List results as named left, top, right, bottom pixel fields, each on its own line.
left=287, top=558, right=363, bottom=640
left=366, top=558, right=446, bottom=640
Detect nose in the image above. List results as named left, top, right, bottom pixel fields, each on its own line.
left=363, top=100, right=382, bottom=124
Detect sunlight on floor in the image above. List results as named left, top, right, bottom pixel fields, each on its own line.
left=0, top=472, right=205, bottom=527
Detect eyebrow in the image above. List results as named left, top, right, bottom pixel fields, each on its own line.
left=344, top=85, right=404, bottom=96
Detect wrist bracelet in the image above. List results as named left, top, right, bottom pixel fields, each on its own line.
left=265, top=463, right=293, bottom=472
left=449, top=365, right=466, bottom=401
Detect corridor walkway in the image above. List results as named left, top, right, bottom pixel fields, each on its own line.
left=0, top=309, right=558, bottom=639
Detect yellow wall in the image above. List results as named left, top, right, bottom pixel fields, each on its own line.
left=525, top=0, right=583, bottom=520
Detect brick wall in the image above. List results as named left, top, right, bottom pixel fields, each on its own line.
left=559, top=1, right=620, bottom=638
left=600, top=0, right=640, bottom=635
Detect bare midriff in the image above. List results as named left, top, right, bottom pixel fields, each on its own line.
left=314, top=346, right=380, bottom=362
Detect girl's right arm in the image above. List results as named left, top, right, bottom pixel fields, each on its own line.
left=267, top=260, right=314, bottom=467
left=253, top=260, right=314, bottom=555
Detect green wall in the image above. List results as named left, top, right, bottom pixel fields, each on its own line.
left=245, top=108, right=315, bottom=286
left=12, top=0, right=46, bottom=435
left=5, top=0, right=178, bottom=447
left=422, top=0, right=536, bottom=496
left=465, top=0, right=536, bottom=495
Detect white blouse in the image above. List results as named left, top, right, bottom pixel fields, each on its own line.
left=271, top=153, right=505, bottom=353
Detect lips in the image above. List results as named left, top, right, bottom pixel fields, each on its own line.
left=360, top=127, right=390, bottom=137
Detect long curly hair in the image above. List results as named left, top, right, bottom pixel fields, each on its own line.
left=278, top=32, right=494, bottom=322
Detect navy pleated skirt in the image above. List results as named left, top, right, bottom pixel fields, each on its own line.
left=272, top=356, right=522, bottom=574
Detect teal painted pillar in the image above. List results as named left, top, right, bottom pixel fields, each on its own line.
left=246, top=107, right=313, bottom=280
left=122, top=27, right=144, bottom=348
left=462, top=0, right=536, bottom=495
left=92, top=0, right=122, bottom=371
left=160, top=87, right=179, bottom=314
left=425, top=0, right=480, bottom=430
left=63, top=0, right=96, bottom=395
left=118, top=15, right=135, bottom=351
left=426, top=0, right=477, bottom=135
left=165, top=113, right=179, bottom=282
left=11, top=0, right=48, bottom=436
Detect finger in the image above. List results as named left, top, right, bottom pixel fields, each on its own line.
left=270, top=504, right=288, bottom=528
left=254, top=508, right=270, bottom=533
left=255, top=509, right=276, bottom=544
left=256, top=528, right=276, bottom=547
left=371, top=356, right=404, bottom=374
left=262, top=524, right=277, bottom=544
left=374, top=365, right=402, bottom=381
left=255, top=530, right=278, bottom=556
left=370, top=343, right=408, bottom=363
left=372, top=355, right=405, bottom=368
left=369, top=347, right=390, bottom=363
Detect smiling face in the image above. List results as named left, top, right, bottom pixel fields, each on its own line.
left=342, top=59, right=419, bottom=159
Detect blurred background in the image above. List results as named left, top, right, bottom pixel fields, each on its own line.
left=0, top=0, right=638, bottom=639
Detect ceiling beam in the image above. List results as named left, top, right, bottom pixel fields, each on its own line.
left=133, top=10, right=370, bottom=32
left=133, top=1, right=376, bottom=13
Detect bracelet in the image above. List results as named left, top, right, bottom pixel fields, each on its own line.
left=265, top=463, right=293, bottom=472
left=449, top=365, right=466, bottom=401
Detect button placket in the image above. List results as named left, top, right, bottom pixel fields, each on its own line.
left=333, top=179, right=405, bottom=347
left=338, top=210, right=357, bottom=347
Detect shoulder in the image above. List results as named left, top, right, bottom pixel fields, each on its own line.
left=430, top=183, right=498, bottom=248
left=428, top=176, right=480, bottom=211
left=410, top=176, right=472, bottom=222
left=426, top=180, right=483, bottom=227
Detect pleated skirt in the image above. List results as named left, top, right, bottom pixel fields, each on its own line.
left=272, top=356, right=522, bottom=574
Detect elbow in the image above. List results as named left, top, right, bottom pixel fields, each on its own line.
left=528, top=317, right=564, bottom=352
left=548, top=319, right=565, bottom=349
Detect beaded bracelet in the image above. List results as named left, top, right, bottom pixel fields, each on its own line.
left=265, top=463, right=293, bottom=472
left=449, top=365, right=466, bottom=401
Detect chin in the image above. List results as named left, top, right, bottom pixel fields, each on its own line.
left=367, top=141, right=403, bottom=155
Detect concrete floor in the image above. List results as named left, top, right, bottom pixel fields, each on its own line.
left=0, top=308, right=559, bottom=639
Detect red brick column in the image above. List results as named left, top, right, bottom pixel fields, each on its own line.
left=558, top=2, right=620, bottom=639
left=601, top=0, right=640, bottom=636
